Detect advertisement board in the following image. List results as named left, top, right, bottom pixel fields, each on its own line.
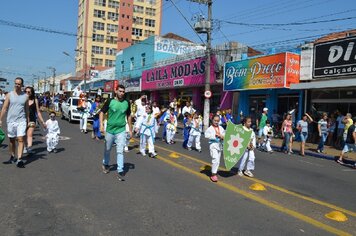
left=223, top=52, right=300, bottom=91
left=124, top=77, right=141, bottom=92
left=141, top=56, right=216, bottom=90
left=155, top=36, right=205, bottom=55
left=313, top=36, right=356, bottom=78
left=104, top=80, right=119, bottom=92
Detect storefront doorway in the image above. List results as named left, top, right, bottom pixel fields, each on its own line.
left=249, top=95, right=266, bottom=126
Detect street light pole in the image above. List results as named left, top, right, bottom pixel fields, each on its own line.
left=39, top=71, right=47, bottom=93
left=74, top=49, right=88, bottom=92
left=48, top=67, right=56, bottom=96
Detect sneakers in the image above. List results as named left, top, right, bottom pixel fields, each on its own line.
left=27, top=147, right=34, bottom=154
left=210, top=175, right=218, bottom=182
left=53, top=148, right=58, bottom=153
left=117, top=172, right=125, bottom=181
left=140, top=151, right=146, bottom=157
left=16, top=159, right=25, bottom=168
left=23, top=147, right=28, bottom=154
left=187, top=147, right=192, bottom=151
left=244, top=170, right=254, bottom=178
left=124, top=146, right=129, bottom=152
left=197, top=149, right=202, bottom=153
left=237, top=170, right=243, bottom=176
left=102, top=164, right=110, bottom=174
left=316, top=149, right=321, bottom=153
left=3, top=155, right=16, bottom=164
left=149, top=152, right=157, bottom=158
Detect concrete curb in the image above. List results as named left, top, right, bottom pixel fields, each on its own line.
left=270, top=144, right=342, bottom=162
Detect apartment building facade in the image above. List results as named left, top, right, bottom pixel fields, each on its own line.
left=75, top=0, right=162, bottom=74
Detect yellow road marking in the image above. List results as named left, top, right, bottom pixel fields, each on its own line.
left=151, top=142, right=356, bottom=218
left=156, top=154, right=352, bottom=236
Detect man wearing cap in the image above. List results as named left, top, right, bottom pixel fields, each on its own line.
left=256, top=107, right=269, bottom=149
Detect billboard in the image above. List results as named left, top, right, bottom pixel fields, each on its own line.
left=155, top=36, right=205, bottom=55
left=313, top=36, right=356, bottom=78
left=223, top=52, right=300, bottom=91
left=141, top=56, right=216, bottom=90
left=124, top=77, right=141, bottom=92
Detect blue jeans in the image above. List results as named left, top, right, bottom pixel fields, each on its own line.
left=103, top=131, right=126, bottom=173
left=281, top=132, right=292, bottom=152
left=317, top=132, right=328, bottom=152
left=93, top=119, right=102, bottom=138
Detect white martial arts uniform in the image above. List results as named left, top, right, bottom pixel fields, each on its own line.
left=238, top=127, right=256, bottom=171
left=262, top=126, right=273, bottom=152
left=187, top=117, right=203, bottom=151
left=79, top=101, right=91, bottom=131
left=135, top=112, right=157, bottom=155
left=165, top=113, right=177, bottom=144
left=46, top=119, right=60, bottom=152
left=205, top=125, right=225, bottom=174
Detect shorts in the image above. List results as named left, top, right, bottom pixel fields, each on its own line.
left=258, top=128, right=264, bottom=138
left=300, top=132, right=308, bottom=143
left=342, top=143, right=356, bottom=153
left=7, top=121, right=27, bottom=138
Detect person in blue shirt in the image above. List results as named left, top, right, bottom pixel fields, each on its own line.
left=225, top=108, right=235, bottom=124
left=182, top=112, right=192, bottom=149
left=159, top=108, right=168, bottom=142
left=90, top=95, right=102, bottom=140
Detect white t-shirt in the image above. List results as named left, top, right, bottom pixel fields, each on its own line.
left=182, top=106, right=195, bottom=115
left=46, top=119, right=60, bottom=135
left=152, top=106, right=160, bottom=117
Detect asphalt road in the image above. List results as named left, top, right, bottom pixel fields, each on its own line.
left=0, top=117, right=355, bottom=236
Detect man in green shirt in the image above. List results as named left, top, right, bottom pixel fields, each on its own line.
left=100, top=85, right=132, bottom=181
left=256, top=107, right=268, bottom=149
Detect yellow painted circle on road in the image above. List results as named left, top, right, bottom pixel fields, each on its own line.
left=325, top=211, right=348, bottom=222
left=249, top=183, right=267, bottom=191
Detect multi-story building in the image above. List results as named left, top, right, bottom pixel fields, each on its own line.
left=75, top=0, right=162, bottom=75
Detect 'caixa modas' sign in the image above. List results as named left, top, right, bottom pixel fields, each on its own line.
left=313, top=36, right=356, bottom=78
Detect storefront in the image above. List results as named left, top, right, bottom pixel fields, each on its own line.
left=224, top=52, right=302, bottom=123
left=292, top=35, right=356, bottom=117
left=124, top=77, right=142, bottom=101
left=141, top=56, right=223, bottom=112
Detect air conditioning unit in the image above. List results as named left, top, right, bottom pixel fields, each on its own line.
left=102, top=17, right=106, bottom=20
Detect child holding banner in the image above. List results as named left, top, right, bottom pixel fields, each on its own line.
left=238, top=117, right=256, bottom=178
left=205, top=115, right=225, bottom=182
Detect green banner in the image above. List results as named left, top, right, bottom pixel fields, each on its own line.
left=223, top=122, right=252, bottom=171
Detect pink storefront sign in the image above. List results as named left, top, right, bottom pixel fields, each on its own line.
left=141, top=56, right=216, bottom=90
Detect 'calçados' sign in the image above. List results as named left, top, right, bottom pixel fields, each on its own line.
left=141, top=56, right=216, bottom=90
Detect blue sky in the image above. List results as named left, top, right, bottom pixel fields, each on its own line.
left=0, top=0, right=355, bottom=88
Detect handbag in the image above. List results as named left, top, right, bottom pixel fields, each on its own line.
left=0, top=127, right=5, bottom=145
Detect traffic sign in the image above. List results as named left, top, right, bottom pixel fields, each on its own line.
left=204, top=90, right=212, bottom=98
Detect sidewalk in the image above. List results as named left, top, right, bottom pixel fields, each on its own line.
left=176, top=121, right=356, bottom=164
left=270, top=138, right=356, bottom=162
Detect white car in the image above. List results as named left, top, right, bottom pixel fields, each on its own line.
left=61, top=97, right=93, bottom=122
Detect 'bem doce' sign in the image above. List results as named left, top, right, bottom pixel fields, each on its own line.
left=313, top=36, right=356, bottom=78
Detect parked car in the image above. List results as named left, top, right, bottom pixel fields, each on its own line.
left=61, top=97, right=93, bottom=123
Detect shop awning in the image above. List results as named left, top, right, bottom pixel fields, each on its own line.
left=290, top=78, right=356, bottom=90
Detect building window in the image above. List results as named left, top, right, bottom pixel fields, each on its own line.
left=145, top=19, right=155, bottom=27
left=107, top=24, right=118, bottom=32
left=94, top=10, right=106, bottom=18
left=133, top=5, right=144, bottom=13
left=105, top=47, right=116, bottom=55
left=121, top=61, right=124, bottom=72
left=133, top=17, right=143, bottom=25
left=105, top=59, right=114, bottom=67
left=144, top=30, right=155, bottom=37
left=106, top=36, right=118, bottom=44
left=132, top=40, right=140, bottom=44
left=93, top=21, right=105, bottom=31
left=126, top=38, right=129, bottom=42
left=92, top=58, right=103, bottom=67
left=147, top=0, right=156, bottom=4
left=94, top=0, right=106, bottom=7
left=122, top=14, right=125, bottom=18
left=126, top=26, right=130, bottom=30
left=108, top=0, right=119, bottom=8
left=132, top=28, right=143, bottom=36
left=141, top=53, right=146, bottom=67
left=122, top=2, right=125, bottom=6
left=130, top=57, right=134, bottom=70
left=108, top=12, right=119, bottom=21
left=127, top=15, right=130, bottom=19
left=92, top=34, right=104, bottom=42
left=145, top=8, right=156, bottom=16
left=92, top=46, right=104, bottom=54
left=135, top=0, right=144, bottom=2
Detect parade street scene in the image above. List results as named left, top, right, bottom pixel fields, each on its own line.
left=0, top=0, right=356, bottom=235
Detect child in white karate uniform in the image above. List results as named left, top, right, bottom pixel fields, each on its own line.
left=46, top=111, right=60, bottom=153
left=205, top=115, right=225, bottom=182
left=165, top=107, right=177, bottom=144
left=187, top=112, right=203, bottom=152
left=135, top=105, right=158, bottom=158
left=262, top=120, right=273, bottom=153
left=238, top=117, right=256, bottom=178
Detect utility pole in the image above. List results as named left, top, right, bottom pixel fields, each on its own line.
left=190, top=0, right=212, bottom=130
left=75, top=49, right=87, bottom=92
left=48, top=67, right=56, bottom=96
left=39, top=71, right=47, bottom=93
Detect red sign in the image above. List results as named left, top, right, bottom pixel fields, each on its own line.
left=104, top=80, right=119, bottom=92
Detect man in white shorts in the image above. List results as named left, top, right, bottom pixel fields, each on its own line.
left=0, top=77, right=29, bottom=168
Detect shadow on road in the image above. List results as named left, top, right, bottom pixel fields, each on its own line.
left=109, top=162, right=135, bottom=174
